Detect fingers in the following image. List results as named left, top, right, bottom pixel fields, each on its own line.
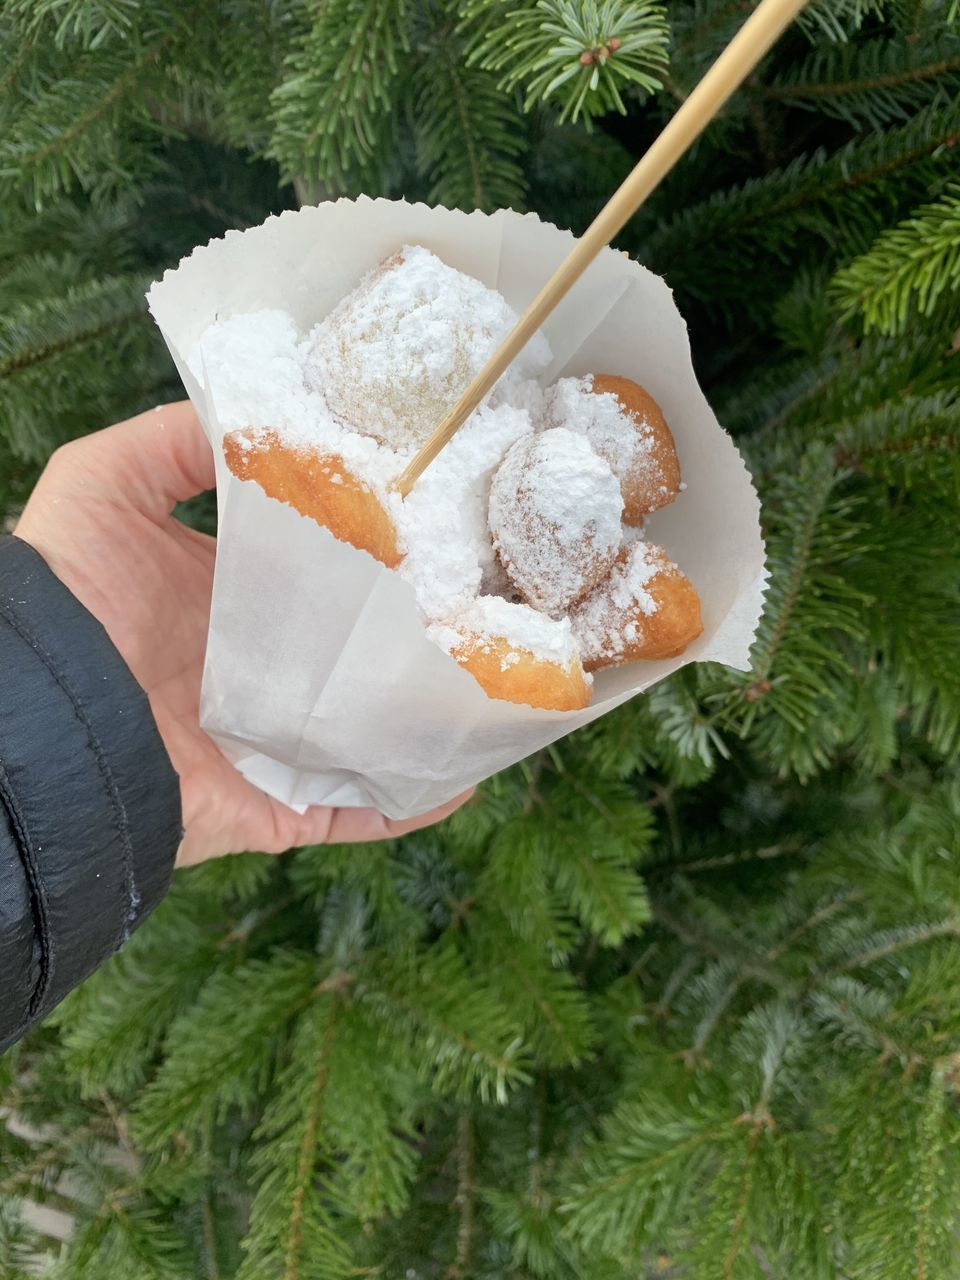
left=382, top=789, right=476, bottom=837
left=51, top=401, right=216, bottom=519
left=176, top=786, right=475, bottom=867
left=322, top=789, right=475, bottom=844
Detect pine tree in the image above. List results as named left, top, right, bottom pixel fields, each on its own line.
left=3, top=2, right=960, bottom=1276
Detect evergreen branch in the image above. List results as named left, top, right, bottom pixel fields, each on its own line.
left=748, top=489, right=821, bottom=689
left=364, top=988, right=518, bottom=1082
left=436, top=47, right=483, bottom=206
left=199, top=1187, right=221, bottom=1280
left=268, top=0, right=408, bottom=189
left=839, top=500, right=960, bottom=759
left=30, top=39, right=171, bottom=171
left=481, top=940, right=595, bottom=1065
left=766, top=57, right=960, bottom=104
left=10, top=0, right=142, bottom=47
left=239, top=998, right=414, bottom=1279
left=643, top=100, right=960, bottom=271
left=722, top=1122, right=764, bottom=1277
left=671, top=0, right=744, bottom=55
left=836, top=1056, right=960, bottom=1278
left=0, top=22, right=39, bottom=98
left=713, top=445, right=874, bottom=778
left=0, top=271, right=167, bottom=464
left=829, top=918, right=960, bottom=974
left=0, top=274, right=151, bottom=382
left=834, top=389, right=960, bottom=494
left=0, top=27, right=182, bottom=203
left=758, top=31, right=960, bottom=128
left=480, top=812, right=567, bottom=952
left=744, top=477, right=827, bottom=674
left=720, top=347, right=845, bottom=443
left=561, top=1103, right=732, bottom=1250
left=284, top=1007, right=337, bottom=1280
left=797, top=0, right=887, bottom=41
left=831, top=185, right=960, bottom=334
left=651, top=902, right=795, bottom=993
left=914, top=1059, right=952, bottom=1280
left=685, top=962, right=741, bottom=1057
left=0, top=1117, right=110, bottom=1196
left=411, top=11, right=526, bottom=212
left=0, top=1198, right=42, bottom=1277
left=358, top=944, right=529, bottom=1101
left=661, top=841, right=804, bottom=874
left=811, top=977, right=925, bottom=1065
left=462, top=0, right=668, bottom=124
left=651, top=950, right=699, bottom=1019
left=513, top=969, right=584, bottom=1063
left=133, top=954, right=318, bottom=1149
left=444, top=1112, right=475, bottom=1280
left=547, top=816, right=650, bottom=946
left=766, top=893, right=857, bottom=963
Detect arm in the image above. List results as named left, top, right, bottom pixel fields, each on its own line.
left=3, top=402, right=467, bottom=1050
left=0, top=534, right=180, bottom=1052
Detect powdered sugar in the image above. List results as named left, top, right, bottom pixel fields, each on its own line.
left=429, top=595, right=582, bottom=668
left=542, top=375, right=660, bottom=501
left=189, top=310, right=322, bottom=435
left=188, top=310, right=405, bottom=518
left=396, top=402, right=534, bottom=618
left=499, top=375, right=546, bottom=420
left=303, top=245, right=550, bottom=452
left=571, top=542, right=665, bottom=664
left=488, top=428, right=623, bottom=615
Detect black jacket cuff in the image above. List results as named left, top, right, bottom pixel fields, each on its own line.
left=0, top=534, right=182, bottom=1050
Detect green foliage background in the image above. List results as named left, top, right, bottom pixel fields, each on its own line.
left=2, top=1, right=960, bottom=1276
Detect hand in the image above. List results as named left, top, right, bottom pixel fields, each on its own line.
left=15, top=402, right=470, bottom=867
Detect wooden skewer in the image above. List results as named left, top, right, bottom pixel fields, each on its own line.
left=396, top=0, right=808, bottom=497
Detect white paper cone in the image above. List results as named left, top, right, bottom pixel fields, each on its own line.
left=147, top=199, right=766, bottom=820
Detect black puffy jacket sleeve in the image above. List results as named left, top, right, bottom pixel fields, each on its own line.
left=0, top=534, right=182, bottom=1051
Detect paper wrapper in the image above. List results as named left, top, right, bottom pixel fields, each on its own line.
left=147, top=199, right=766, bottom=820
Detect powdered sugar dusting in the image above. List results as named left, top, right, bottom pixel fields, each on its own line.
left=488, top=428, right=622, bottom=615
left=185, top=292, right=539, bottom=620
left=429, top=596, right=581, bottom=667
left=189, top=310, right=322, bottom=435
left=621, top=520, right=647, bottom=546
left=396, top=402, right=533, bottom=618
left=303, top=245, right=550, bottom=452
left=542, top=376, right=661, bottom=502
left=187, top=309, right=405, bottom=518
left=571, top=542, right=666, bottom=664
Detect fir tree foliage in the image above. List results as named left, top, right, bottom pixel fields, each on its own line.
left=462, top=0, right=670, bottom=123
left=831, top=183, right=960, bottom=333
left=3, top=1, right=960, bottom=1277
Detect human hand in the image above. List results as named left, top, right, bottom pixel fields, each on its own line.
left=15, top=402, right=470, bottom=867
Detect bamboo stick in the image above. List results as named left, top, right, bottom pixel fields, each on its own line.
left=396, top=0, right=808, bottom=497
